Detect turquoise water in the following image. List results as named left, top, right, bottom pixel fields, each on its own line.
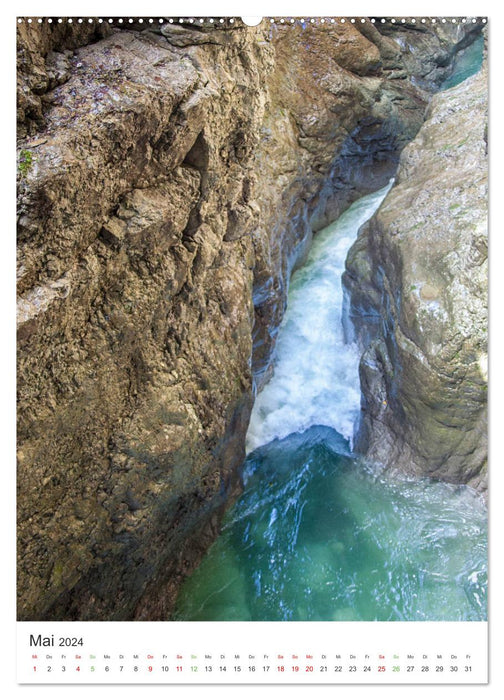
left=174, top=428, right=487, bottom=621
left=173, top=187, right=487, bottom=622
left=440, top=34, right=484, bottom=90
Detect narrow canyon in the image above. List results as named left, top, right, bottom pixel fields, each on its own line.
left=17, top=17, right=487, bottom=621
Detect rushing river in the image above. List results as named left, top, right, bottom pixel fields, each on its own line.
left=174, top=182, right=487, bottom=622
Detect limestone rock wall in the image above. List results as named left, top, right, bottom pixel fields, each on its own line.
left=18, top=22, right=266, bottom=621
left=17, top=18, right=483, bottom=620
left=344, top=63, right=488, bottom=493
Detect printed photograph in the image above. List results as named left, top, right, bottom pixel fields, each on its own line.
left=17, top=16, right=487, bottom=622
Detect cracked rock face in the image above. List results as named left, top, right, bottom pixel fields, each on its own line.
left=344, top=62, right=487, bottom=494
left=17, top=19, right=483, bottom=620
left=18, top=24, right=262, bottom=622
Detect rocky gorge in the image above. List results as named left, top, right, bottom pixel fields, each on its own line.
left=343, top=62, right=488, bottom=493
left=17, top=17, right=487, bottom=621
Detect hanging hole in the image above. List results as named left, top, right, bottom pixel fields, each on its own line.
left=241, top=17, right=263, bottom=26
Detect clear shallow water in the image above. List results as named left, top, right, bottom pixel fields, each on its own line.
left=174, top=187, right=488, bottom=622
left=440, top=34, right=484, bottom=90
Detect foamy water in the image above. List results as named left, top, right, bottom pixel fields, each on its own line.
left=246, top=183, right=393, bottom=453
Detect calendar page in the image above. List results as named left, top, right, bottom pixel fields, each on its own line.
left=14, top=1, right=490, bottom=691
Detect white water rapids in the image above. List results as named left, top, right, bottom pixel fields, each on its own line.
left=246, top=181, right=393, bottom=454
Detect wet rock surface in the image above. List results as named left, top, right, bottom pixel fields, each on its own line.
left=344, top=63, right=487, bottom=494
left=17, top=19, right=484, bottom=620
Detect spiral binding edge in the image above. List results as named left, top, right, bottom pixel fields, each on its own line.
left=16, top=17, right=488, bottom=26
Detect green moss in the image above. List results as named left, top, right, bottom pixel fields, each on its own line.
left=51, top=560, right=65, bottom=587
left=440, top=137, right=469, bottom=153
left=18, top=149, right=34, bottom=178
